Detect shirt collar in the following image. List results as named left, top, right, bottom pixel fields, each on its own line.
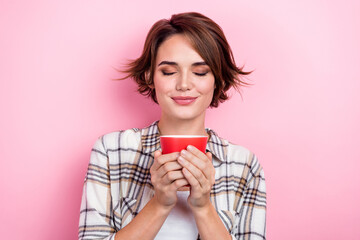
left=141, top=121, right=228, bottom=162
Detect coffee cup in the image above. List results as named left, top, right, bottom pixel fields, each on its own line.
left=160, top=135, right=208, bottom=154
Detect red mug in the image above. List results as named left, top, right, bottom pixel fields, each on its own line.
left=160, top=135, right=208, bottom=154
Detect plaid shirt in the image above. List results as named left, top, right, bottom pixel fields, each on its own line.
left=78, top=121, right=266, bottom=240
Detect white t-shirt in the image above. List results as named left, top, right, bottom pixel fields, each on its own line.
left=154, top=190, right=198, bottom=239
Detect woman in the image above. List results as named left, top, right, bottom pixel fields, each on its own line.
left=78, top=12, right=266, bottom=240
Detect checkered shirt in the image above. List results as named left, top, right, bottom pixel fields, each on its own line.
left=78, top=121, right=266, bottom=239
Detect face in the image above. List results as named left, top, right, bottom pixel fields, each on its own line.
left=153, top=34, right=215, bottom=122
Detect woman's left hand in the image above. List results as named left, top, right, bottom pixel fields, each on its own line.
left=177, top=145, right=215, bottom=210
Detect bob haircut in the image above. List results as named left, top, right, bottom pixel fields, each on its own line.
left=120, top=12, right=251, bottom=108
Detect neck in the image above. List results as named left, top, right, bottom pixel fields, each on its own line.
left=158, top=115, right=207, bottom=136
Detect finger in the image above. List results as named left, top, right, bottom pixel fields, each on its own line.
left=171, top=178, right=189, bottom=191
left=157, top=161, right=183, bottom=178
left=183, top=149, right=214, bottom=180
left=206, top=152, right=215, bottom=185
left=178, top=156, right=207, bottom=188
left=151, top=150, right=162, bottom=171
left=161, top=170, right=186, bottom=185
left=180, top=149, right=211, bottom=179
left=182, top=167, right=202, bottom=189
left=205, top=151, right=212, bottom=161
left=186, top=145, right=209, bottom=162
left=152, top=151, right=180, bottom=171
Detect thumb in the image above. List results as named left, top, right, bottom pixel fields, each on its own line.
left=151, top=150, right=162, bottom=170
left=206, top=151, right=212, bottom=161
left=154, top=150, right=162, bottom=158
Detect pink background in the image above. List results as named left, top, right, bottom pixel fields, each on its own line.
left=1, top=1, right=359, bottom=239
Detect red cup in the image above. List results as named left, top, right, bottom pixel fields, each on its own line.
left=160, top=135, right=208, bottom=154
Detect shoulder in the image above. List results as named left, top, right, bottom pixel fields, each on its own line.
left=95, top=127, right=142, bottom=152
left=223, top=139, right=265, bottom=181
left=227, top=142, right=254, bottom=163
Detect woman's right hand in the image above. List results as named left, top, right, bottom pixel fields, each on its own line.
left=150, top=150, right=189, bottom=208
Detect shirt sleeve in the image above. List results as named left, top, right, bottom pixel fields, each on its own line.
left=78, top=137, right=117, bottom=240
left=231, top=155, right=267, bottom=240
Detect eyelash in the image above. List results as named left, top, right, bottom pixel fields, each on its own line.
left=162, top=71, right=176, bottom=76
left=194, top=72, right=208, bottom=76
left=161, top=71, right=208, bottom=76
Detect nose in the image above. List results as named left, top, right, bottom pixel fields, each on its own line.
left=176, top=72, right=192, bottom=91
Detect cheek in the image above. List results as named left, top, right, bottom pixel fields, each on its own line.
left=153, top=73, right=174, bottom=92
left=197, top=79, right=215, bottom=96
left=153, top=76, right=166, bottom=94
left=153, top=78, right=172, bottom=108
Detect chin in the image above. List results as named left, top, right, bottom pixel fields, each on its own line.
left=173, top=110, right=204, bottom=121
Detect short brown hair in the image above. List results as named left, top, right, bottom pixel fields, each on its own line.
left=120, top=12, right=251, bottom=108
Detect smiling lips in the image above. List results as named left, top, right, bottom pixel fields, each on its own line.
left=171, top=96, right=197, bottom=105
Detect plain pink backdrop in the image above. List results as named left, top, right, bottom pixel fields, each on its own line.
left=1, top=1, right=359, bottom=239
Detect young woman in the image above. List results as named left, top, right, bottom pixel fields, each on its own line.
left=78, top=12, right=266, bottom=240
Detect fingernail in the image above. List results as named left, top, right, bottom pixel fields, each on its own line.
left=178, top=156, right=185, bottom=164
left=187, top=145, right=193, bottom=151
left=181, top=150, right=187, bottom=156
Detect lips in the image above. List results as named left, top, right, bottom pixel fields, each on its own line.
left=171, top=96, right=197, bottom=105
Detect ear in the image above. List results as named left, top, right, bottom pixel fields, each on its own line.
left=145, top=71, right=155, bottom=89
left=149, top=84, right=155, bottom=89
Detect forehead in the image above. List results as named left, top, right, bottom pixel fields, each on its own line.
left=155, top=34, right=205, bottom=65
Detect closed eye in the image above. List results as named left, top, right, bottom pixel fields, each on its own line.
left=162, top=71, right=176, bottom=76
left=194, top=72, right=208, bottom=76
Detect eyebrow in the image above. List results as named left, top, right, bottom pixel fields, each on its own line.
left=157, top=61, right=208, bottom=67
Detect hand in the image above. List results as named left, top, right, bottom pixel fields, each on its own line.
left=177, top=145, right=215, bottom=209
left=150, top=150, right=189, bottom=208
